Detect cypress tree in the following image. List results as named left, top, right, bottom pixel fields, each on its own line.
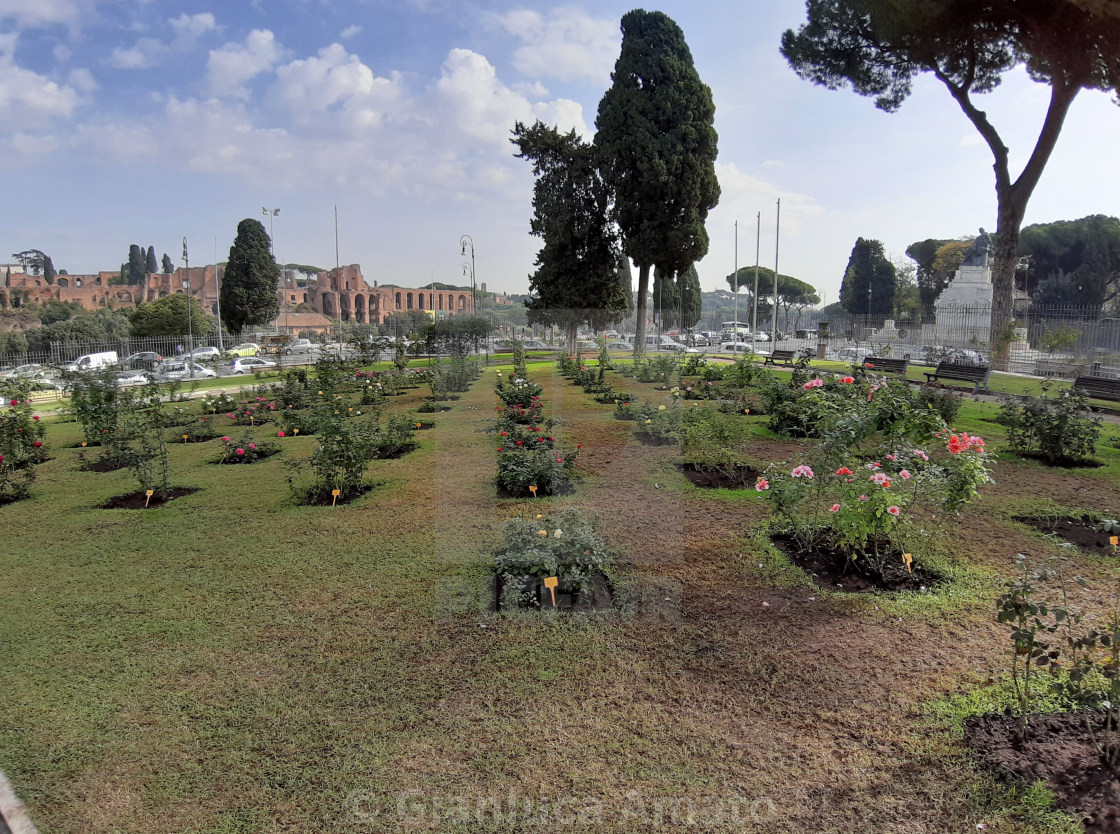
left=145, top=246, right=158, bottom=275
left=220, top=218, right=280, bottom=333
left=128, top=244, right=145, bottom=285
left=595, top=9, right=719, bottom=356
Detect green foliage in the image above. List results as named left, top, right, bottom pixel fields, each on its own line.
left=128, top=293, right=215, bottom=337
left=25, top=308, right=132, bottom=352
left=284, top=402, right=379, bottom=504
left=511, top=121, right=629, bottom=338
left=0, top=382, right=45, bottom=501
left=494, top=509, right=612, bottom=608
left=839, top=237, right=896, bottom=315
left=215, top=432, right=278, bottom=464
left=220, top=218, right=280, bottom=333
left=116, top=405, right=172, bottom=495
left=595, top=8, right=719, bottom=352
left=999, top=385, right=1102, bottom=464
left=635, top=402, right=699, bottom=445
left=1020, top=215, right=1120, bottom=307
left=760, top=431, right=992, bottom=572
left=161, top=253, right=173, bottom=274
left=420, top=315, right=491, bottom=356
left=128, top=243, right=146, bottom=285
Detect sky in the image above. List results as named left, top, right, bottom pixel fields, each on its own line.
left=3, top=0, right=1120, bottom=306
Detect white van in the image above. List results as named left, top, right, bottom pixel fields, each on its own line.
left=66, top=351, right=119, bottom=372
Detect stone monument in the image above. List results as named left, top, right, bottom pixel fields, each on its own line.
left=931, top=229, right=994, bottom=343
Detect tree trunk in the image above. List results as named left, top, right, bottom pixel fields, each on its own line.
left=989, top=198, right=1026, bottom=370
left=633, top=263, right=649, bottom=358
left=566, top=321, right=578, bottom=357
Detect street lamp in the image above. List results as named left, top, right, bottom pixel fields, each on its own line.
left=459, top=234, right=475, bottom=314
left=263, top=208, right=280, bottom=335
left=182, top=237, right=194, bottom=378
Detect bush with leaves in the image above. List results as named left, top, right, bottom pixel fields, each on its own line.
left=284, top=406, right=380, bottom=504
left=115, top=406, right=172, bottom=496
left=997, top=555, right=1120, bottom=771
left=215, top=432, right=279, bottom=464
left=0, top=384, right=48, bottom=465
left=494, top=508, right=613, bottom=609
left=758, top=430, right=992, bottom=574
left=634, top=402, right=700, bottom=445
left=681, top=410, right=753, bottom=479
left=633, top=354, right=682, bottom=384
left=495, top=439, right=578, bottom=498
left=999, top=384, right=1102, bottom=465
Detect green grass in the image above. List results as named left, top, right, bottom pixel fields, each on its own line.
left=3, top=362, right=1119, bottom=832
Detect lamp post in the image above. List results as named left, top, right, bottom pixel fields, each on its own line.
left=263, top=208, right=280, bottom=335
left=459, top=234, right=476, bottom=314
left=182, top=237, right=193, bottom=378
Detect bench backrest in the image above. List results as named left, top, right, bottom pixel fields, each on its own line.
left=934, top=361, right=988, bottom=378
left=771, top=349, right=795, bottom=359
left=1072, top=375, right=1120, bottom=396
left=864, top=357, right=907, bottom=370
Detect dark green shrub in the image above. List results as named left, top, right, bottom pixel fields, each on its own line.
left=999, top=386, right=1102, bottom=465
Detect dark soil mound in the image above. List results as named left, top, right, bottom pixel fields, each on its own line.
left=964, top=712, right=1120, bottom=833
left=678, top=462, right=760, bottom=489
left=99, top=487, right=199, bottom=509
left=770, top=533, right=942, bottom=593
left=1015, top=516, right=1119, bottom=557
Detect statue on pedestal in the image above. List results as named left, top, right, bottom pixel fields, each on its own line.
left=960, top=228, right=992, bottom=267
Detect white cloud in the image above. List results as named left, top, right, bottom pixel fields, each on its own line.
left=272, top=43, right=402, bottom=131
left=497, top=7, right=618, bottom=82
left=0, top=0, right=92, bottom=27
left=169, top=12, right=217, bottom=41
left=107, top=37, right=166, bottom=69
left=67, top=67, right=97, bottom=93
left=0, top=43, right=81, bottom=127
left=10, top=132, right=60, bottom=155
left=434, top=48, right=585, bottom=145
left=206, top=29, right=282, bottom=97
left=53, top=43, right=72, bottom=63
left=339, top=24, right=361, bottom=39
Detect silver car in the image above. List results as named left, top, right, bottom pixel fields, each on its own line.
left=152, top=360, right=218, bottom=381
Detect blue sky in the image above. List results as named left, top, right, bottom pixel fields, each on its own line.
left=3, top=0, right=1119, bottom=305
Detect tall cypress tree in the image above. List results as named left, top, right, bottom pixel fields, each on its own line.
left=127, top=244, right=145, bottom=285
left=512, top=120, right=627, bottom=355
left=840, top=238, right=896, bottom=316
left=145, top=246, right=158, bottom=275
left=595, top=9, right=719, bottom=357
left=220, top=218, right=280, bottom=333
left=161, top=253, right=174, bottom=274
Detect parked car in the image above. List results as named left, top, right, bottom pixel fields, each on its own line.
left=719, top=342, right=754, bottom=354
left=227, top=343, right=260, bottom=357
left=187, top=346, right=221, bottom=361
left=605, top=341, right=632, bottom=351
left=834, top=347, right=874, bottom=363
left=282, top=338, right=318, bottom=355
left=228, top=357, right=277, bottom=374
left=152, top=360, right=218, bottom=381
left=687, top=334, right=710, bottom=347
left=122, top=351, right=163, bottom=370
left=115, top=370, right=152, bottom=386
left=65, top=350, right=119, bottom=372
left=3, top=363, right=45, bottom=379
left=521, top=340, right=549, bottom=350
left=656, top=342, right=700, bottom=354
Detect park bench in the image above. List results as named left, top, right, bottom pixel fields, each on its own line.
left=763, top=349, right=798, bottom=367
left=923, top=361, right=992, bottom=394
left=1072, top=375, right=1120, bottom=403
left=863, top=357, right=909, bottom=375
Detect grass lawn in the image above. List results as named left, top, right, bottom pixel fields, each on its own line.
left=2, top=362, right=1120, bottom=832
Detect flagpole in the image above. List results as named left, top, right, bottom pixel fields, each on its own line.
left=733, top=220, right=738, bottom=344
left=772, top=198, right=780, bottom=346
left=752, top=211, right=760, bottom=342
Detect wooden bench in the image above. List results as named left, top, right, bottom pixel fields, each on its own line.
left=863, top=356, right=908, bottom=375
left=763, top=349, right=797, bottom=367
left=923, top=361, right=992, bottom=394
left=1072, top=375, right=1120, bottom=403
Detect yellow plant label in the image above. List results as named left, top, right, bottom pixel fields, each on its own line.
left=544, top=576, right=558, bottom=607
left=1111, top=535, right=1119, bottom=547
left=145, top=489, right=154, bottom=507
left=902, top=552, right=913, bottom=574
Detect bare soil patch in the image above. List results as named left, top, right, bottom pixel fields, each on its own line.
left=79, top=457, right=127, bottom=473
left=964, top=712, right=1120, bottom=833
left=678, top=462, right=760, bottom=489
left=99, top=487, right=199, bottom=509
left=1015, top=515, right=1119, bottom=557
left=771, top=532, right=943, bottom=593
left=1013, top=451, right=1105, bottom=469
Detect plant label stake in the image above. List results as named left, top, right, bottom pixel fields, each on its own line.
left=183, top=434, right=189, bottom=442
left=902, top=553, right=913, bottom=574
left=144, top=489, right=154, bottom=507
left=1111, top=535, right=1119, bottom=547
left=331, top=488, right=341, bottom=507
left=528, top=485, right=538, bottom=498
left=544, top=576, right=558, bottom=607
